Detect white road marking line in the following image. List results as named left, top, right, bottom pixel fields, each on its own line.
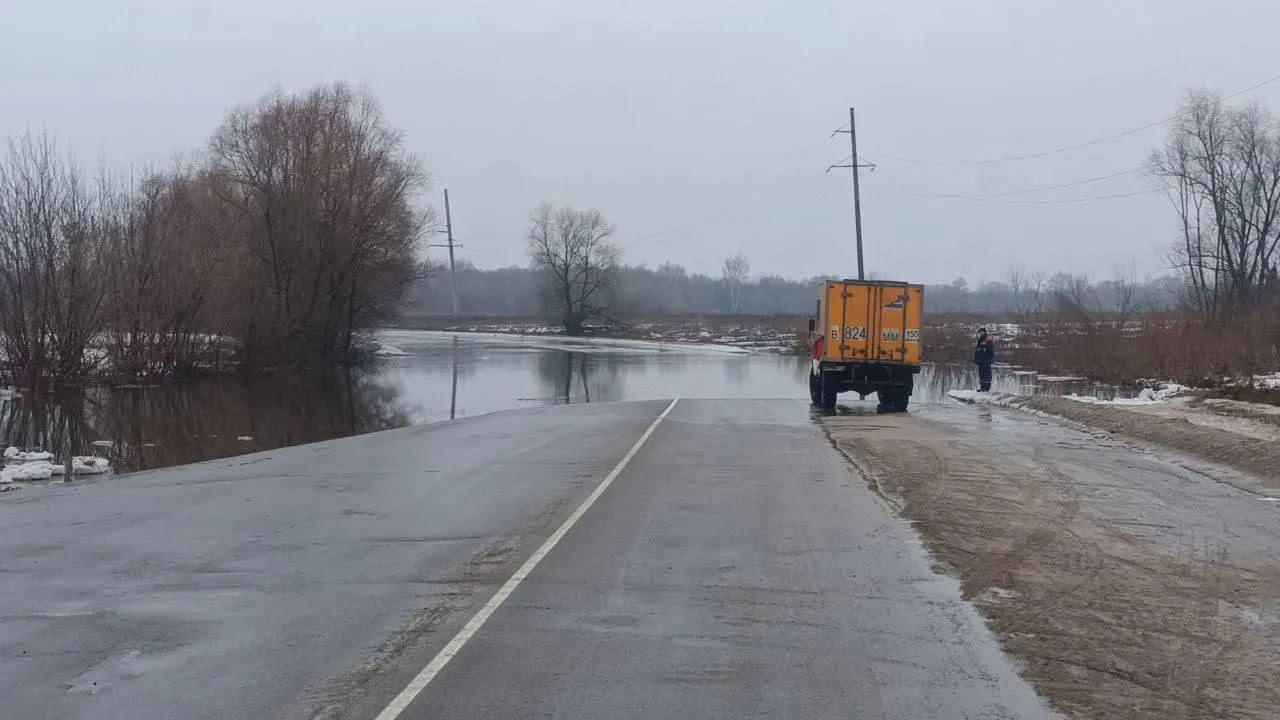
left=372, top=398, right=681, bottom=720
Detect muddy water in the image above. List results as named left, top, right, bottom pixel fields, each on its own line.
left=0, top=331, right=1127, bottom=473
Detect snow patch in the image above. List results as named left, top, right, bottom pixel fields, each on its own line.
left=977, top=586, right=1022, bottom=604
left=2, top=447, right=111, bottom=483
left=1063, top=382, right=1185, bottom=406
left=237, top=436, right=253, bottom=442
left=4, top=448, right=53, bottom=462
left=1253, top=373, right=1280, bottom=389
left=373, top=342, right=409, bottom=357
left=947, top=390, right=1025, bottom=408
left=1, top=463, right=54, bottom=482
left=69, top=457, right=111, bottom=475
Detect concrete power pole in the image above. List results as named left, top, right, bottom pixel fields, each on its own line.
left=443, top=189, right=459, bottom=316
left=831, top=108, right=875, bottom=281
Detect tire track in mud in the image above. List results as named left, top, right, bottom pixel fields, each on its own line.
left=823, top=411, right=1280, bottom=720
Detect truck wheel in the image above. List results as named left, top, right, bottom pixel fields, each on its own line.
left=820, top=376, right=838, bottom=410
left=876, top=390, right=895, bottom=414
left=809, top=372, right=821, bottom=405
left=878, top=388, right=909, bottom=413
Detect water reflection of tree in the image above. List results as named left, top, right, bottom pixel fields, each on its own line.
left=0, top=396, right=98, bottom=468
left=534, top=350, right=635, bottom=404
left=723, top=357, right=749, bottom=386
left=0, top=371, right=410, bottom=473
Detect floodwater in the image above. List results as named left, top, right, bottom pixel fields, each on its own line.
left=0, top=330, right=1126, bottom=474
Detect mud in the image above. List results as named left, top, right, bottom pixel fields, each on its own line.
left=825, top=410, right=1280, bottom=719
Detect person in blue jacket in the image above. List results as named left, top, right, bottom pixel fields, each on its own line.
left=975, top=327, right=995, bottom=392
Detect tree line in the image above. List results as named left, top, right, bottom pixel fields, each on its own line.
left=409, top=256, right=1179, bottom=321
left=0, top=82, right=430, bottom=389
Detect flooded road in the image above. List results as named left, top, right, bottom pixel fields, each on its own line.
left=0, top=398, right=1060, bottom=720
left=0, top=330, right=1125, bottom=473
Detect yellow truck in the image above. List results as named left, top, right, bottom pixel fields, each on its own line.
left=807, top=279, right=923, bottom=412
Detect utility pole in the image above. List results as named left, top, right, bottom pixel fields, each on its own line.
left=430, top=189, right=463, bottom=316
left=830, top=108, right=875, bottom=280
left=443, top=189, right=458, bottom=316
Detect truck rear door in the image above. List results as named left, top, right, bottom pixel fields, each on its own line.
left=870, top=283, right=922, bottom=365
left=824, top=281, right=870, bottom=362
left=824, top=281, right=923, bottom=365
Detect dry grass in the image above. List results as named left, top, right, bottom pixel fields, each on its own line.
left=926, top=311, right=1280, bottom=388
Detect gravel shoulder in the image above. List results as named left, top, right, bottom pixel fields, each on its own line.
left=824, top=406, right=1280, bottom=719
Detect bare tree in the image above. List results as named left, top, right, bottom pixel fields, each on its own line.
left=207, top=82, right=430, bottom=368
left=1050, top=271, right=1099, bottom=323
left=721, top=253, right=750, bottom=313
left=98, top=162, right=226, bottom=379
left=526, top=204, right=620, bottom=335
left=1152, top=91, right=1280, bottom=319
left=0, top=132, right=112, bottom=389
left=1107, top=263, right=1143, bottom=324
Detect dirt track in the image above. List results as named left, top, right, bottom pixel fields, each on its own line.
left=825, top=406, right=1280, bottom=719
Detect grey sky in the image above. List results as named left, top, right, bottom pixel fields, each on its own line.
left=5, top=0, right=1279, bottom=285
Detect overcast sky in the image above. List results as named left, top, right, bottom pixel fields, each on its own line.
left=5, top=0, right=1280, bottom=284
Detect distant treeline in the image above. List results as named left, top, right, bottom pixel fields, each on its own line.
left=408, top=261, right=1182, bottom=318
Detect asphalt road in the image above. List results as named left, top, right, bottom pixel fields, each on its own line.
left=0, top=399, right=1056, bottom=719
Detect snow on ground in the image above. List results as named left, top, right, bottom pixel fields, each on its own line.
left=1063, top=383, right=1187, bottom=406
left=372, top=342, right=409, bottom=357
left=4, top=448, right=53, bottom=462
left=949, top=382, right=1186, bottom=408
left=950, top=386, right=1280, bottom=448
left=1, top=463, right=54, bottom=482
left=1254, top=373, right=1280, bottom=389
left=946, top=390, right=1025, bottom=407
left=1, top=448, right=111, bottom=484
left=1124, top=396, right=1280, bottom=444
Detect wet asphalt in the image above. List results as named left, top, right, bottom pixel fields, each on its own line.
left=0, top=399, right=1057, bottom=719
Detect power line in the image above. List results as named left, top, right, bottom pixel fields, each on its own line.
left=867, top=177, right=1156, bottom=204
left=870, top=71, right=1280, bottom=167
left=867, top=164, right=1146, bottom=199
left=616, top=134, right=836, bottom=222
left=974, top=189, right=1156, bottom=204
left=627, top=171, right=834, bottom=246
left=632, top=180, right=842, bottom=248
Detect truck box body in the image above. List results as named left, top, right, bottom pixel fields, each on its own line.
left=809, top=279, right=924, bottom=412
left=818, top=280, right=923, bottom=366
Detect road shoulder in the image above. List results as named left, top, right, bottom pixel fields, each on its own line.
left=824, top=409, right=1280, bottom=719
left=951, top=391, right=1280, bottom=487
